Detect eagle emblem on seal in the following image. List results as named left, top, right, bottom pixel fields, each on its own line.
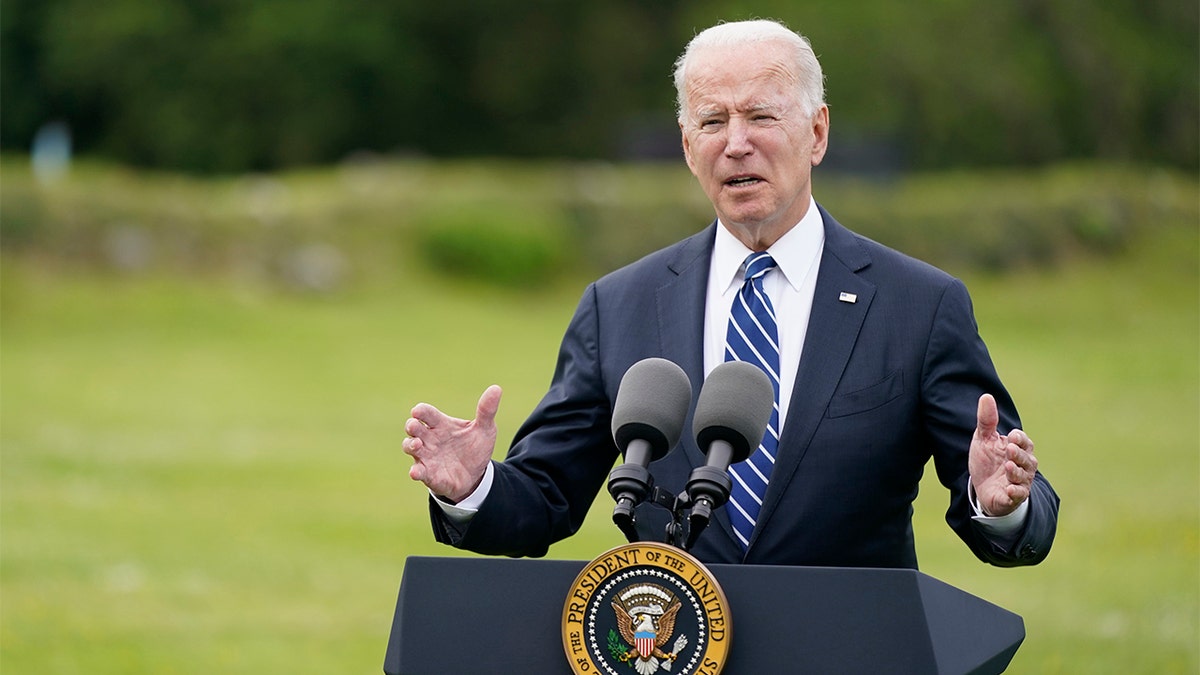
left=610, top=584, right=689, bottom=675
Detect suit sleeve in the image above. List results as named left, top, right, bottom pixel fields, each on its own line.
left=922, top=279, right=1060, bottom=567
left=430, top=283, right=619, bottom=557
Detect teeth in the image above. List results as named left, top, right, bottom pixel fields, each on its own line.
left=729, top=177, right=758, bottom=185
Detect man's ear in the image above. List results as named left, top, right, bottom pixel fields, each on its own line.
left=810, top=105, right=830, bottom=166
left=680, top=123, right=697, bottom=175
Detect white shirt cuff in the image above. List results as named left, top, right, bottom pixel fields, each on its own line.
left=432, top=461, right=495, bottom=525
left=967, top=479, right=1030, bottom=539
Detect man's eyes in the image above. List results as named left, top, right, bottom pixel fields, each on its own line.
left=698, top=115, right=777, bottom=128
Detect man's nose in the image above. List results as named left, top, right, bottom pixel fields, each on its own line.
left=724, top=118, right=754, bottom=158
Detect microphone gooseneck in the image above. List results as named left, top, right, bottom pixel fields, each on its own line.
left=606, top=358, right=692, bottom=542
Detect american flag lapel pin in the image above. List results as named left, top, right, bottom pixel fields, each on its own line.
left=839, top=292, right=857, bottom=303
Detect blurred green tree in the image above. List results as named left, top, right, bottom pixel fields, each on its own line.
left=1, top=0, right=1194, bottom=172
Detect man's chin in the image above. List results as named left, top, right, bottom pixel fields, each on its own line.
left=718, top=206, right=774, bottom=230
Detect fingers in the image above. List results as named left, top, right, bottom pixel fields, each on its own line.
left=1004, top=436, right=1038, bottom=483
left=402, top=417, right=428, bottom=457
left=1006, top=429, right=1036, bottom=466
left=1008, top=428, right=1035, bottom=454
left=1004, top=481, right=1031, bottom=505
left=1004, top=459, right=1029, bottom=487
left=403, top=416, right=425, bottom=438
left=410, top=401, right=448, bottom=430
left=403, top=385, right=502, bottom=466
left=409, top=385, right=502, bottom=432
left=401, top=431, right=423, bottom=456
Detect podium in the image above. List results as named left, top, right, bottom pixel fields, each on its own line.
left=383, top=555, right=1024, bottom=674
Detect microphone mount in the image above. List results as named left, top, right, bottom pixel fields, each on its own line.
left=610, top=475, right=724, bottom=553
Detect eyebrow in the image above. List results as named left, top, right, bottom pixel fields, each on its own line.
left=694, top=101, right=783, bottom=118
left=746, top=102, right=783, bottom=114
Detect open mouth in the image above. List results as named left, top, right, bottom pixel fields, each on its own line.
left=725, top=175, right=763, bottom=187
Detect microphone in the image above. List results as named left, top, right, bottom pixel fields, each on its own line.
left=607, top=358, right=692, bottom=542
left=684, top=360, right=774, bottom=548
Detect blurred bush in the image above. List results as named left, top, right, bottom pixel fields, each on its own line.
left=817, top=165, right=1192, bottom=273
left=1, top=157, right=1195, bottom=291
left=416, top=204, right=568, bottom=288
left=2, top=0, right=1195, bottom=173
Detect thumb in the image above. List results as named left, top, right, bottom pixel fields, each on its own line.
left=976, top=393, right=999, bottom=439
left=475, top=385, right=503, bottom=428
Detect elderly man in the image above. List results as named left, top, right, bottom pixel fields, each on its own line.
left=403, top=19, right=1059, bottom=568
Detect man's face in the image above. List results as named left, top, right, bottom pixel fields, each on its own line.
left=680, top=40, right=829, bottom=249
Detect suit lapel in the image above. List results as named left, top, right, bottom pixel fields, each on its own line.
left=750, top=207, right=876, bottom=549
left=656, top=223, right=715, bottom=392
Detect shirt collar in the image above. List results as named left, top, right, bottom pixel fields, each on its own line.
left=713, top=196, right=825, bottom=295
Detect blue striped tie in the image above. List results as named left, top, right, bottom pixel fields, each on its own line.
left=725, top=252, right=781, bottom=550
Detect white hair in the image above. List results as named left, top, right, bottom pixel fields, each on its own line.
left=673, top=19, right=826, bottom=122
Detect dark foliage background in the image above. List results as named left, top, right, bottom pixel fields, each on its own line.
left=2, top=0, right=1196, bottom=173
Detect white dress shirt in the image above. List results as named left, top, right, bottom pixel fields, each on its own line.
left=703, top=197, right=825, bottom=431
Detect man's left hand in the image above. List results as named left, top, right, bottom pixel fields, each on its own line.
left=969, top=393, right=1037, bottom=517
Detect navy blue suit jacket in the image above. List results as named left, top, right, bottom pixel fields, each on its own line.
left=432, top=206, right=1059, bottom=569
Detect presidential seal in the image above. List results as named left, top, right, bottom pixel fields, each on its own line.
left=562, top=542, right=731, bottom=675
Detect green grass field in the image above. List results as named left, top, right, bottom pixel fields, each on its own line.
left=2, top=182, right=1197, bottom=672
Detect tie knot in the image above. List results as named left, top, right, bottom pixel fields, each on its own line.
left=743, top=252, right=777, bottom=282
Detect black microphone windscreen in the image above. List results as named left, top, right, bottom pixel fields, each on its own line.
left=611, top=358, right=692, bottom=460
left=693, top=361, right=773, bottom=463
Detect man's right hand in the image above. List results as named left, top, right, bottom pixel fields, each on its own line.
left=403, top=385, right=502, bottom=503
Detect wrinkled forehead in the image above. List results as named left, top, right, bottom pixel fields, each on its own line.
left=683, top=45, right=800, bottom=116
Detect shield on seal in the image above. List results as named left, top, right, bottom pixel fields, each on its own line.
left=634, top=630, right=656, bottom=659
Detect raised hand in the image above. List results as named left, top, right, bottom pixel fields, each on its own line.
left=403, top=385, right=503, bottom=503
left=969, top=393, right=1038, bottom=517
